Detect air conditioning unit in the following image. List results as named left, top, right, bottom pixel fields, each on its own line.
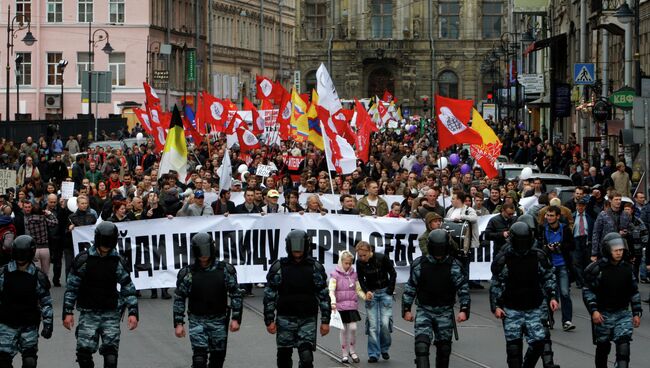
left=44, top=94, right=62, bottom=109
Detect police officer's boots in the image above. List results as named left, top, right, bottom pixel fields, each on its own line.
left=615, top=342, right=630, bottom=368
left=540, top=340, right=560, bottom=368
left=435, top=341, right=452, bottom=368
left=594, top=342, right=611, bottom=368
left=506, top=339, right=523, bottom=368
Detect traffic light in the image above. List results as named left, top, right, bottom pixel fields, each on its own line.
left=487, top=92, right=493, bottom=102
left=421, top=96, right=430, bottom=114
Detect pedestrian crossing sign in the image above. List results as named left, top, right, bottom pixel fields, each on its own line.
left=574, top=63, right=595, bottom=85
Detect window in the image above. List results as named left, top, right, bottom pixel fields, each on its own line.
left=15, top=52, right=32, bottom=86
left=16, top=0, right=32, bottom=22
left=76, top=52, right=94, bottom=85
left=109, top=0, right=125, bottom=24
left=439, top=1, right=460, bottom=39
left=305, top=0, right=326, bottom=40
left=438, top=71, right=459, bottom=98
left=78, top=0, right=93, bottom=23
left=109, top=53, right=126, bottom=86
left=47, top=52, right=63, bottom=86
left=482, top=1, right=502, bottom=39
left=47, top=0, right=63, bottom=23
left=371, top=0, right=393, bottom=39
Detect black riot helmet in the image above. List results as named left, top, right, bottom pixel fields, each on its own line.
left=191, top=232, right=215, bottom=259
left=94, top=221, right=119, bottom=250
left=509, top=222, right=533, bottom=254
left=517, top=214, right=537, bottom=235
left=12, top=235, right=36, bottom=263
left=427, top=229, right=450, bottom=258
left=601, top=232, right=627, bottom=259
left=285, top=229, right=311, bottom=256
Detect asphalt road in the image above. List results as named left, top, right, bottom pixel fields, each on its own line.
left=24, top=282, right=650, bottom=367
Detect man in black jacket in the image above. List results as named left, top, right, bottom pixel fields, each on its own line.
left=234, top=188, right=261, bottom=214
left=355, top=241, right=397, bottom=363
left=485, top=204, right=516, bottom=255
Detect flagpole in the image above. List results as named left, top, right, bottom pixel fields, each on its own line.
left=320, top=121, right=340, bottom=213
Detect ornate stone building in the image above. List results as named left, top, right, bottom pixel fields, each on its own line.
left=295, top=0, right=506, bottom=113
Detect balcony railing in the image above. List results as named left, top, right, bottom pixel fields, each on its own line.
left=591, top=0, right=625, bottom=13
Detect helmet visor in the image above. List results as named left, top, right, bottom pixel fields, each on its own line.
left=288, top=236, right=306, bottom=252
left=608, top=238, right=626, bottom=251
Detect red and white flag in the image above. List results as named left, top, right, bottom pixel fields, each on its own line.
left=276, top=88, right=292, bottom=140
left=256, top=76, right=282, bottom=102
left=236, top=126, right=261, bottom=152
left=133, top=108, right=153, bottom=135
left=143, top=82, right=161, bottom=106
left=331, top=109, right=357, bottom=146
left=243, top=97, right=265, bottom=135
left=354, top=98, right=378, bottom=163
left=434, top=94, right=484, bottom=150
left=225, top=112, right=245, bottom=135
left=316, top=106, right=357, bottom=174
left=198, top=92, right=230, bottom=133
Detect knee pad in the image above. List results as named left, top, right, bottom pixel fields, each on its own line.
left=76, top=349, right=94, bottom=368
left=22, top=350, right=37, bottom=368
left=506, top=339, right=523, bottom=367
left=415, top=335, right=431, bottom=356
left=435, top=341, right=452, bottom=356
left=615, top=341, right=630, bottom=366
left=208, top=350, right=226, bottom=368
left=277, top=347, right=292, bottom=368
left=192, top=348, right=208, bottom=368
left=103, top=354, right=117, bottom=368
left=298, top=343, right=313, bottom=368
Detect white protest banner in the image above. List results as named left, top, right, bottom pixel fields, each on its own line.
left=0, top=169, right=16, bottom=193
left=61, top=181, right=75, bottom=200
left=519, top=195, right=539, bottom=211
left=72, top=213, right=502, bottom=290
left=255, top=165, right=273, bottom=177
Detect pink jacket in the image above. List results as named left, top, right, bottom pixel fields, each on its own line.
left=329, top=265, right=359, bottom=311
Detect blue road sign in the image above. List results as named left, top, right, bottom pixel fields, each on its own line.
left=574, top=63, right=595, bottom=85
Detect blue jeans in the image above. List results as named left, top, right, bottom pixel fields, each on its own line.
left=364, top=288, right=393, bottom=358
left=554, top=265, right=572, bottom=323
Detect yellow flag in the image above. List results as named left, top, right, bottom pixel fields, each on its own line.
left=306, top=90, right=324, bottom=150
left=471, top=108, right=500, bottom=145
left=290, top=89, right=309, bottom=142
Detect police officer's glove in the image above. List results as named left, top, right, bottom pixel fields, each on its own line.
left=41, top=324, right=53, bottom=339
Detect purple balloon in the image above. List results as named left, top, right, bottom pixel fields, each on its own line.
left=460, top=164, right=471, bottom=174
left=409, top=125, right=417, bottom=134
left=449, top=153, right=460, bottom=166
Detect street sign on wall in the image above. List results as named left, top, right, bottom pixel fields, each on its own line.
left=518, top=74, right=544, bottom=94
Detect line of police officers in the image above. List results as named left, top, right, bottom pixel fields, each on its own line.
left=0, top=219, right=646, bottom=367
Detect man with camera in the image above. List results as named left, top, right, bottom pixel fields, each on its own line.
left=541, top=206, right=576, bottom=331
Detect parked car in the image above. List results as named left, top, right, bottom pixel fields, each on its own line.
left=530, top=174, right=574, bottom=194
left=498, top=163, right=540, bottom=182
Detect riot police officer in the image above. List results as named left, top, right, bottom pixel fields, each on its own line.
left=263, top=229, right=331, bottom=368
left=62, top=221, right=139, bottom=368
left=173, top=232, right=243, bottom=368
left=402, top=229, right=470, bottom=368
left=583, top=232, right=643, bottom=368
left=490, top=222, right=559, bottom=368
left=0, top=235, right=53, bottom=368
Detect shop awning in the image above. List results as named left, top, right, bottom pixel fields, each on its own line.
left=527, top=95, right=550, bottom=107
left=524, top=34, right=567, bottom=55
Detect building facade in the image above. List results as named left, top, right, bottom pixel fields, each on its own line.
left=295, top=0, right=506, bottom=113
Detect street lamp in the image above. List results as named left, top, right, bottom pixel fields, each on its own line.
left=88, top=23, right=113, bottom=139
left=615, top=3, right=634, bottom=24
left=58, top=59, right=68, bottom=119
left=6, top=5, right=36, bottom=122
left=15, top=55, right=22, bottom=119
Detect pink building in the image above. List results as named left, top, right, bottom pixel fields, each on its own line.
left=0, top=0, right=203, bottom=122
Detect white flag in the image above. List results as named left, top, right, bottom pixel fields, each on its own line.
left=316, top=63, right=343, bottom=115
left=219, top=149, right=232, bottom=190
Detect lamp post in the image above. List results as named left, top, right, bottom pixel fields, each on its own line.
left=87, top=23, right=113, bottom=140
left=615, top=2, right=634, bottom=166
left=5, top=5, right=36, bottom=122
left=57, top=59, right=68, bottom=119
left=15, top=55, right=22, bottom=118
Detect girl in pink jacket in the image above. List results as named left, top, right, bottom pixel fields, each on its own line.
left=329, top=250, right=365, bottom=364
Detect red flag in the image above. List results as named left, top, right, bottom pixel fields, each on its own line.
left=354, top=98, right=378, bottom=163
left=316, top=107, right=343, bottom=173
left=243, top=97, right=265, bottom=135
left=199, top=92, right=230, bottom=132
left=276, top=89, right=292, bottom=140
left=133, top=108, right=153, bottom=135
left=143, top=82, right=161, bottom=106
left=236, top=126, right=261, bottom=152
left=434, top=94, right=484, bottom=150
left=183, top=115, right=203, bottom=146
left=256, top=76, right=282, bottom=102
left=381, top=90, right=397, bottom=103
left=225, top=112, right=245, bottom=135
left=148, top=108, right=169, bottom=152
left=331, top=109, right=357, bottom=146
left=260, top=99, right=274, bottom=110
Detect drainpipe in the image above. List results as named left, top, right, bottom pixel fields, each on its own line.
left=428, top=0, right=435, bottom=115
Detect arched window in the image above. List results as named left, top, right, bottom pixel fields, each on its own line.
left=438, top=71, right=458, bottom=98
left=305, top=70, right=317, bottom=93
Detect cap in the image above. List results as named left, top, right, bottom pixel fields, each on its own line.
left=232, top=180, right=242, bottom=186
left=111, top=168, right=119, bottom=173
left=578, top=197, right=590, bottom=205
left=194, top=190, right=205, bottom=198
left=267, top=189, right=280, bottom=198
